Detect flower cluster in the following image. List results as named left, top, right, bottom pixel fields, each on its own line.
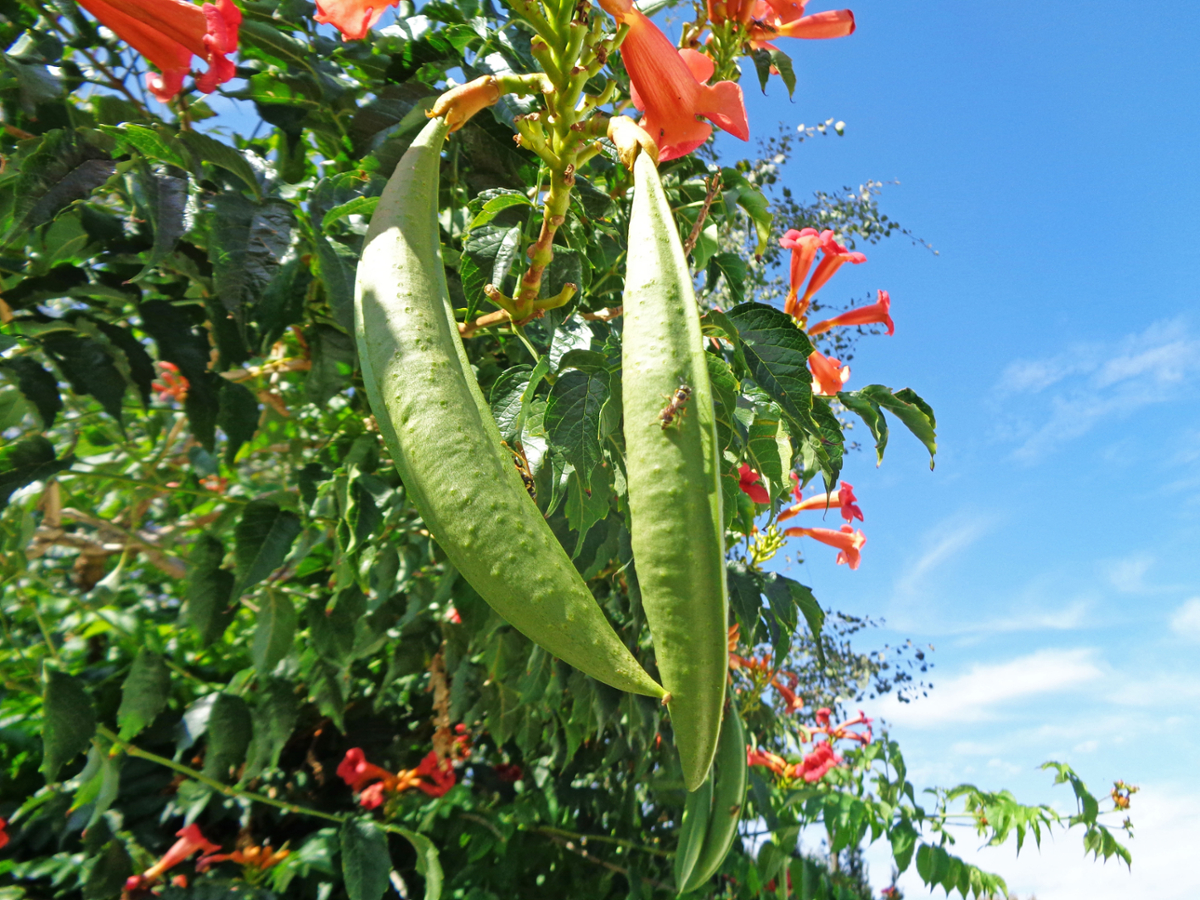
left=746, top=707, right=872, bottom=785
left=337, top=727, right=470, bottom=809
left=738, top=471, right=868, bottom=569
left=729, top=628, right=804, bottom=714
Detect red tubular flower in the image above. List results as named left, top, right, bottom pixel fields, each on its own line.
left=337, top=748, right=397, bottom=793
left=807, top=349, right=850, bottom=396
left=0, top=817, right=8, bottom=850
left=197, top=844, right=290, bottom=873
left=780, top=228, right=821, bottom=317
left=778, top=481, right=862, bottom=523
left=783, top=524, right=866, bottom=569
left=772, top=677, right=803, bottom=713
left=599, top=0, right=748, bottom=161
left=746, top=746, right=789, bottom=776
left=808, top=290, right=894, bottom=336
left=494, top=762, right=523, bottom=783
left=314, top=0, right=399, bottom=40
left=415, top=750, right=456, bottom=798
left=794, top=741, right=841, bottom=782
left=125, top=824, right=221, bottom=891
left=738, top=463, right=771, bottom=504
left=75, top=0, right=240, bottom=103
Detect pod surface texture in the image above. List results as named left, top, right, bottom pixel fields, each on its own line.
left=622, top=151, right=729, bottom=788
left=354, top=116, right=663, bottom=698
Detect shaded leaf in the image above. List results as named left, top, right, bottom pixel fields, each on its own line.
left=545, top=369, right=608, bottom=488
left=178, top=131, right=262, bottom=198
left=42, top=668, right=96, bottom=781
left=217, top=380, right=260, bottom=464
left=252, top=592, right=297, bottom=675
left=241, top=677, right=300, bottom=781
left=185, top=534, right=235, bottom=646
left=340, top=819, right=390, bottom=900
left=201, top=693, right=252, bottom=782
left=42, top=332, right=127, bottom=423
left=234, top=500, right=302, bottom=598
left=0, top=435, right=72, bottom=509
left=117, top=649, right=171, bottom=740
left=0, top=355, right=62, bottom=429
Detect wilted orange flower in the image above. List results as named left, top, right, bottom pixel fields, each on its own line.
left=76, top=0, right=240, bottom=103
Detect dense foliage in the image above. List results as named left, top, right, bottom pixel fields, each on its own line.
left=0, top=0, right=1134, bottom=897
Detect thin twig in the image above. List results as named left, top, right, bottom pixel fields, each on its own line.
left=683, top=173, right=723, bottom=258
left=542, top=832, right=673, bottom=891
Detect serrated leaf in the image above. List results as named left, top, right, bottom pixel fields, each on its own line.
left=307, top=588, right=366, bottom=665
left=98, top=124, right=189, bottom=169
left=769, top=49, right=796, bottom=97
left=138, top=300, right=222, bottom=450
left=83, top=838, right=132, bottom=900
left=836, top=389, right=888, bottom=464
left=185, top=534, right=236, bottom=646
left=725, top=304, right=824, bottom=457
left=42, top=332, right=128, bottom=424
left=209, top=193, right=296, bottom=323
left=889, top=821, right=918, bottom=873
left=241, top=677, right=299, bottom=781
left=340, top=819, right=390, bottom=900
left=42, top=669, right=96, bottom=781
left=234, top=500, right=301, bottom=598
left=117, top=649, right=171, bottom=740
left=217, top=379, right=260, bottom=464
left=252, top=592, right=297, bottom=675
left=177, top=131, right=262, bottom=198
left=311, top=232, right=358, bottom=334
left=0, top=435, right=72, bottom=509
left=544, top=369, right=608, bottom=488
left=719, top=168, right=772, bottom=257
left=201, top=693, right=252, bottom=782
left=132, top=169, right=187, bottom=279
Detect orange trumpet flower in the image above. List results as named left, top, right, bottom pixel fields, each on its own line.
left=778, top=480, right=862, bottom=524
left=783, top=523, right=866, bottom=569
left=807, top=349, right=850, bottom=396
left=600, top=0, right=749, bottom=161
left=807, top=289, right=894, bottom=336
left=314, top=0, right=399, bottom=40
left=75, top=0, right=240, bottom=102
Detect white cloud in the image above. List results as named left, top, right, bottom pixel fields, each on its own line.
left=1170, top=597, right=1200, bottom=640
left=876, top=648, right=1103, bottom=729
left=1107, top=554, right=1155, bottom=593
left=995, top=319, right=1200, bottom=463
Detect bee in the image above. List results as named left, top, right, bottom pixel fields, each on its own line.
left=658, top=384, right=692, bottom=429
left=503, top=441, right=537, bottom=501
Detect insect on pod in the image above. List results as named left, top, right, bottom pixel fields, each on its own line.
left=354, top=116, right=664, bottom=699
left=658, top=384, right=693, bottom=428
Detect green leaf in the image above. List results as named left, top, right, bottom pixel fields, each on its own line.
left=544, top=369, right=608, bottom=488
left=322, top=195, right=380, bottom=229
left=241, top=677, right=300, bottom=781
left=858, top=385, right=937, bottom=468
left=725, top=304, right=829, bottom=476
left=253, top=592, right=297, bottom=675
left=311, top=233, right=358, bottom=334
left=340, top=819, right=391, bottom=900
left=719, top=168, right=772, bottom=257
left=727, top=564, right=764, bottom=645
left=0, top=356, right=62, bottom=428
left=239, top=18, right=314, bottom=68
left=131, top=169, right=187, bottom=279
left=98, top=123, right=189, bottom=168
left=889, top=820, right=918, bottom=873
left=177, top=131, right=262, bottom=198
left=217, top=380, right=260, bottom=464
left=117, top=649, right=171, bottom=740
left=308, top=587, right=367, bottom=666
left=41, top=668, right=96, bottom=781
left=185, top=534, right=236, bottom=646
left=394, top=827, right=444, bottom=900
left=42, top=332, right=128, bottom=423
left=83, top=838, right=132, bottom=900
left=769, top=49, right=797, bottom=98
left=201, top=693, right=252, bottom=782
left=746, top=413, right=789, bottom=502
left=138, top=300, right=222, bottom=450
left=706, top=252, right=748, bottom=304
left=209, top=193, right=296, bottom=322
left=234, top=500, right=302, bottom=598
left=469, top=191, right=531, bottom=229
left=0, top=435, right=72, bottom=509
left=836, top=389, right=888, bottom=464
left=490, top=359, right=548, bottom=444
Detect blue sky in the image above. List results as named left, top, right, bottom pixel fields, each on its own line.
left=708, top=2, right=1200, bottom=896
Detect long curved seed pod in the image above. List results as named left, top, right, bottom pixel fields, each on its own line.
left=680, top=702, right=748, bottom=893
left=622, top=150, right=728, bottom=788
left=673, top=764, right=715, bottom=892
left=355, top=116, right=664, bottom=698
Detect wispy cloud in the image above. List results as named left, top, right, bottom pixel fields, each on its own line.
left=894, top=513, right=994, bottom=597
left=876, top=648, right=1103, bottom=729
left=994, top=319, right=1200, bottom=463
left=1107, top=553, right=1155, bottom=593
left=1169, top=597, right=1200, bottom=641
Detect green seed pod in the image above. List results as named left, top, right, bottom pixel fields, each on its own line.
left=355, top=117, right=663, bottom=699
left=680, top=702, right=748, bottom=894
left=673, top=761, right=715, bottom=893
left=622, top=151, right=728, bottom=789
